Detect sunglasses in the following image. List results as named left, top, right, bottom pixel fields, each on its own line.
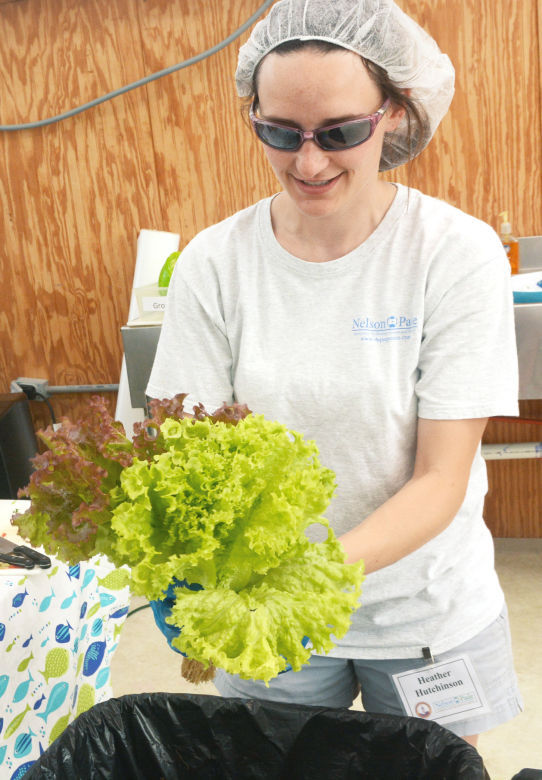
left=249, top=99, right=390, bottom=152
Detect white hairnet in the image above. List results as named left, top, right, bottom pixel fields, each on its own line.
left=236, top=0, right=455, bottom=169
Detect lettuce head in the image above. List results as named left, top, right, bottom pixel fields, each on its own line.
left=13, top=396, right=364, bottom=683
left=109, top=413, right=364, bottom=682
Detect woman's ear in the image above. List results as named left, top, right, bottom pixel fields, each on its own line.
left=384, top=102, right=406, bottom=132
left=384, top=89, right=411, bottom=132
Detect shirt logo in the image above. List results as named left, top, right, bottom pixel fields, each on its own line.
left=352, top=314, right=419, bottom=343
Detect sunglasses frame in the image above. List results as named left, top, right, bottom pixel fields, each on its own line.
left=249, top=98, right=390, bottom=152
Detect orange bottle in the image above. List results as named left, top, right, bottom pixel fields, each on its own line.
left=499, top=212, right=519, bottom=274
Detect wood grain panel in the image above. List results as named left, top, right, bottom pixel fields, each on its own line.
left=483, top=401, right=542, bottom=538
left=135, top=0, right=277, bottom=245
left=0, top=0, right=164, bottom=427
left=485, top=456, right=542, bottom=538
left=390, top=0, right=542, bottom=236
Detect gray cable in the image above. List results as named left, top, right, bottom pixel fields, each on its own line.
left=47, top=384, right=119, bottom=395
left=0, top=0, right=274, bottom=131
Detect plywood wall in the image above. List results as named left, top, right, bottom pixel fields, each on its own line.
left=0, top=0, right=540, bottom=533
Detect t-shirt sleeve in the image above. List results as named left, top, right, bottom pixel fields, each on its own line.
left=416, top=239, right=519, bottom=419
left=145, top=265, right=234, bottom=413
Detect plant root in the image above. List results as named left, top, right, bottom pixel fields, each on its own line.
left=181, top=657, right=217, bottom=684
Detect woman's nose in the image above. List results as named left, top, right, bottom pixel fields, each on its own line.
left=294, top=140, right=330, bottom=178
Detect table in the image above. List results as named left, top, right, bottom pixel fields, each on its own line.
left=0, top=500, right=131, bottom=778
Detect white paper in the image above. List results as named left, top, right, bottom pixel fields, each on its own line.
left=392, top=654, right=491, bottom=726
left=511, top=270, right=542, bottom=291
left=115, top=229, right=180, bottom=434
left=128, top=229, right=180, bottom=319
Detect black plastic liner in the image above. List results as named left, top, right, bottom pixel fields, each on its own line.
left=25, top=692, right=491, bottom=779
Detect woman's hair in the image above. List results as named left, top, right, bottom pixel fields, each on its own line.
left=241, top=38, right=431, bottom=170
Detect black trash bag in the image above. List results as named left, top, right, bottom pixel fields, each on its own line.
left=25, top=692, right=490, bottom=780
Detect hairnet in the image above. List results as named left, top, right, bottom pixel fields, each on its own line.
left=236, top=0, right=455, bottom=169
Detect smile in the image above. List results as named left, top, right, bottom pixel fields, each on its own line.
left=302, top=179, right=333, bottom=186
left=293, top=173, right=342, bottom=193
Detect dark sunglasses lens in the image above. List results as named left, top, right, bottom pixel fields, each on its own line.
left=318, top=119, right=372, bottom=150
left=254, top=122, right=300, bottom=150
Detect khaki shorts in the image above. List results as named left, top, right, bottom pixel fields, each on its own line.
left=214, top=602, right=523, bottom=737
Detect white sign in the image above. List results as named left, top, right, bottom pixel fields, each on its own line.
left=141, top=295, right=167, bottom=313
left=392, top=654, right=491, bottom=726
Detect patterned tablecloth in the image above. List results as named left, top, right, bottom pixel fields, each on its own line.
left=0, top=500, right=131, bottom=779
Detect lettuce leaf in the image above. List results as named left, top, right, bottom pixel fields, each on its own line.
left=169, top=540, right=362, bottom=682
left=13, top=396, right=134, bottom=562
left=109, top=415, right=339, bottom=595
left=12, top=394, right=364, bottom=682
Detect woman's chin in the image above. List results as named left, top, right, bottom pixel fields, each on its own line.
left=285, top=178, right=345, bottom=218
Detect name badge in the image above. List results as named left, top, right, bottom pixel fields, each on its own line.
left=391, top=654, right=491, bottom=726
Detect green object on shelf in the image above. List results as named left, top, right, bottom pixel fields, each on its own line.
left=158, top=250, right=181, bottom=289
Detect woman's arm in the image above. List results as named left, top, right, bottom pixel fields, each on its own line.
left=339, top=417, right=488, bottom=573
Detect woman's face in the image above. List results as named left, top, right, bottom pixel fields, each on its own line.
left=255, top=48, right=403, bottom=221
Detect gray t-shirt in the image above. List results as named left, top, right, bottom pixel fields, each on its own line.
left=147, top=184, right=519, bottom=659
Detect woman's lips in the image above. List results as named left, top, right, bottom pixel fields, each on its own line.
left=293, top=173, right=342, bottom=194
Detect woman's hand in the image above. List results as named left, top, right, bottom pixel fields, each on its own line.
left=149, top=578, right=203, bottom=654
left=339, top=417, right=488, bottom=573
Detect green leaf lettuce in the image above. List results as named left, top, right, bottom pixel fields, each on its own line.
left=109, top=413, right=363, bottom=681
left=13, top=396, right=364, bottom=683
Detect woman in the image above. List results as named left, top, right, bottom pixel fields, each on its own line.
left=147, top=0, right=522, bottom=745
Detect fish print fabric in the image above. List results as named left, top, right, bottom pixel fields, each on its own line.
left=0, top=554, right=130, bottom=777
